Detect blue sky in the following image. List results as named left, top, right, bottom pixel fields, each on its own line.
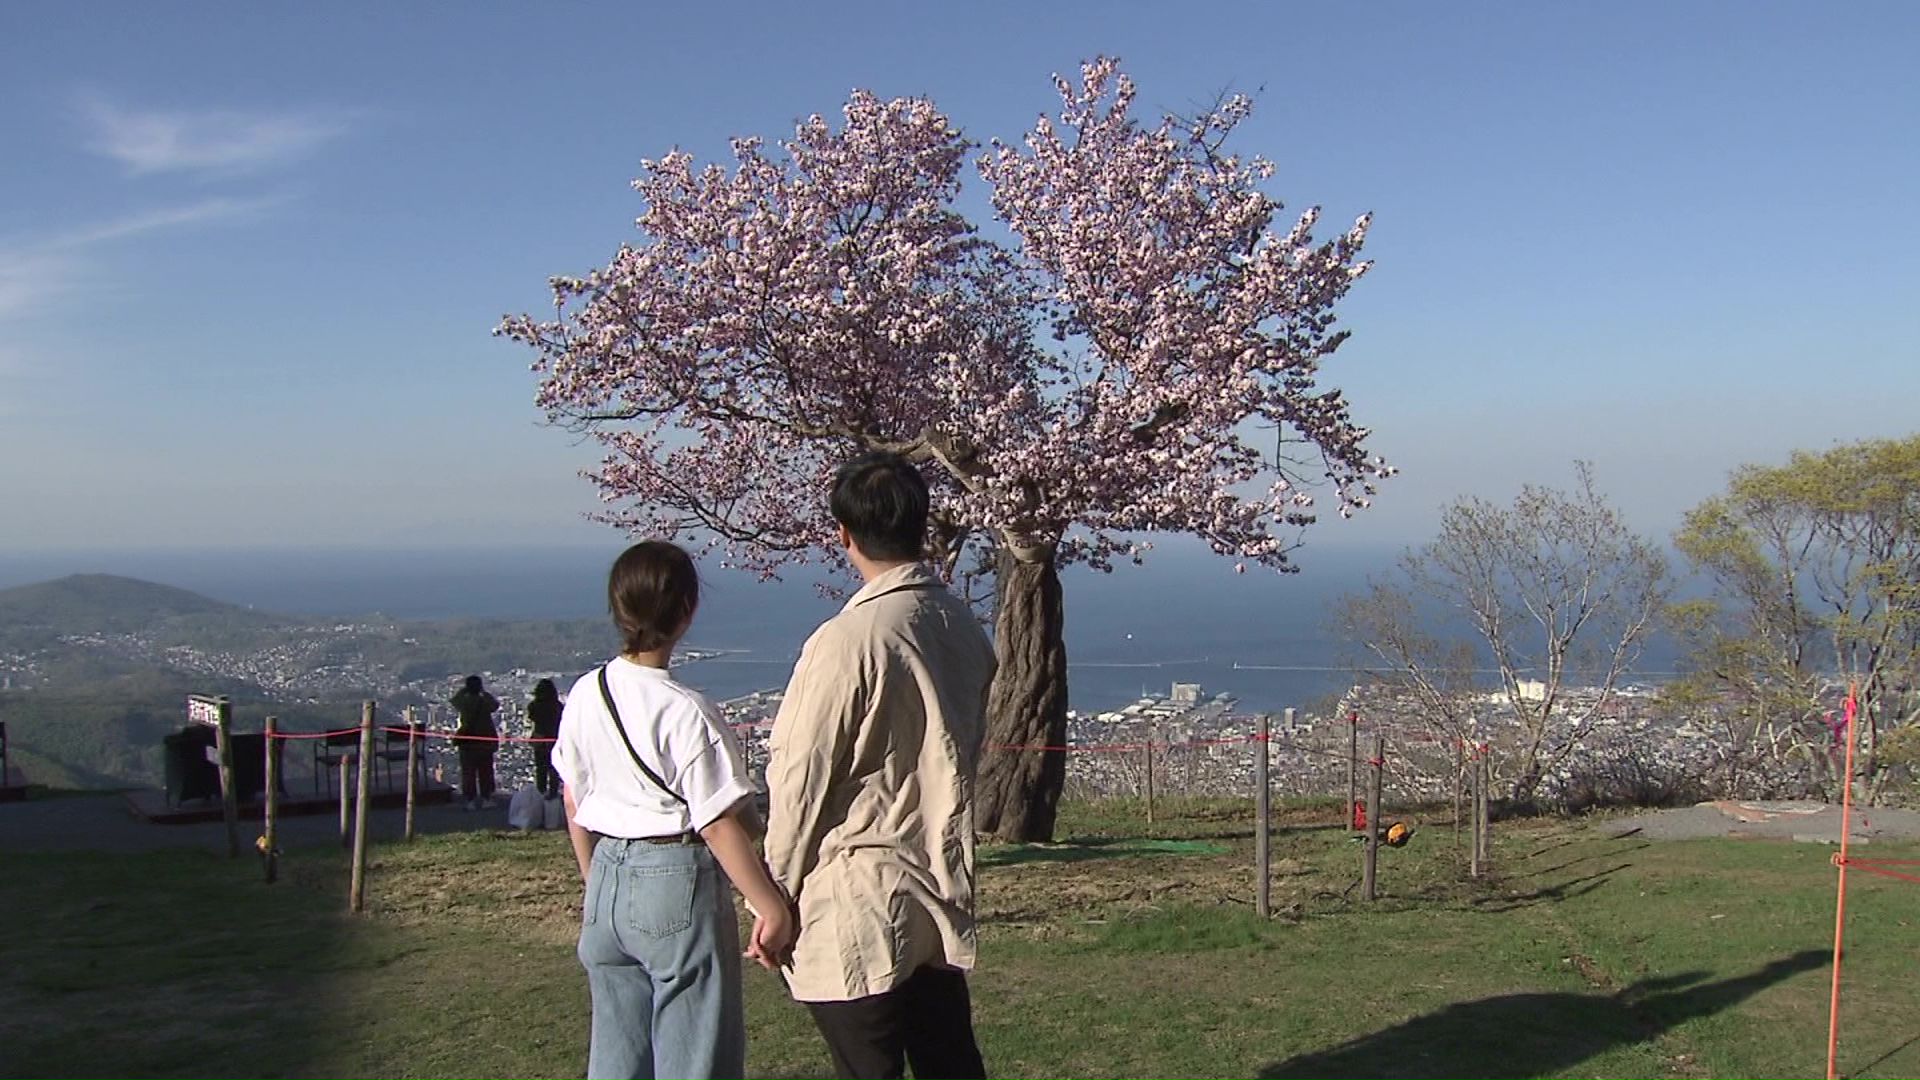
left=3, top=2, right=1916, bottom=565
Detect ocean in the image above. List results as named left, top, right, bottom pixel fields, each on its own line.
left=0, top=543, right=1678, bottom=715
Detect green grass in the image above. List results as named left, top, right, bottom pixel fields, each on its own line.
left=2, top=799, right=1916, bottom=1078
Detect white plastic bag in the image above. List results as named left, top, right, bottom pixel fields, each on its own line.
left=543, top=793, right=566, bottom=830
left=506, top=784, right=543, bottom=830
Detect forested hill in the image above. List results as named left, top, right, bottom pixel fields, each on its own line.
left=0, top=573, right=289, bottom=643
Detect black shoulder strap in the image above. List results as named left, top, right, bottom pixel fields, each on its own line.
left=597, top=665, right=687, bottom=806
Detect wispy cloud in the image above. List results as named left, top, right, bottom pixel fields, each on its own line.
left=76, top=95, right=349, bottom=176
left=0, top=196, right=280, bottom=321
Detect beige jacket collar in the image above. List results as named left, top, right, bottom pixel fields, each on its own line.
left=841, top=562, right=940, bottom=612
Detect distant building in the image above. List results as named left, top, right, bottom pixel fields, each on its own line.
left=1171, top=682, right=1203, bottom=705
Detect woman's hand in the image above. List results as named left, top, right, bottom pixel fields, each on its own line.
left=745, top=901, right=795, bottom=971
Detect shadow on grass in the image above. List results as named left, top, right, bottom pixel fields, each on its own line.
left=0, top=847, right=360, bottom=1077
left=978, top=836, right=1228, bottom=868
left=1256, top=949, right=1827, bottom=1078
left=1522, top=838, right=1651, bottom=878
left=1465, top=864, right=1630, bottom=912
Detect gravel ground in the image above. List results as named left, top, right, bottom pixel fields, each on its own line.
left=1607, top=799, right=1920, bottom=844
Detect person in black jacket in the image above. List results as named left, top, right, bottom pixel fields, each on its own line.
left=529, top=677, right=563, bottom=800
left=450, top=674, right=501, bottom=809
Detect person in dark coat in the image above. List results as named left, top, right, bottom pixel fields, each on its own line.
left=450, top=674, right=501, bottom=809
left=529, top=677, right=563, bottom=799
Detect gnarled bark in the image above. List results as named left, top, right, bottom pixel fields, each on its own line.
left=974, top=544, right=1068, bottom=842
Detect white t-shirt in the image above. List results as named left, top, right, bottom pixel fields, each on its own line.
left=551, top=657, right=754, bottom=839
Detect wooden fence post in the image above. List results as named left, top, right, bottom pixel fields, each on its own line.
left=1347, top=711, right=1360, bottom=834
left=1477, top=755, right=1492, bottom=873
left=339, top=755, right=351, bottom=847
left=1362, top=733, right=1384, bottom=902
left=212, top=695, right=239, bottom=859
left=350, top=700, right=375, bottom=914
left=1469, top=754, right=1483, bottom=878
left=1453, top=740, right=1465, bottom=849
left=1143, top=722, right=1156, bottom=830
left=263, top=714, right=279, bottom=883
left=404, top=706, right=420, bottom=842
left=1255, top=711, right=1275, bottom=918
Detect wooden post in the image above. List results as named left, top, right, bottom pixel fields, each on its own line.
left=1452, top=741, right=1465, bottom=848
left=263, top=714, right=279, bottom=883
left=339, top=755, right=351, bottom=847
left=1469, top=754, right=1483, bottom=878
left=213, top=696, right=239, bottom=859
left=1143, top=723, right=1156, bottom=829
left=404, top=706, right=420, bottom=842
left=350, top=700, right=375, bottom=914
left=1347, top=711, right=1360, bottom=833
left=1362, top=733, right=1384, bottom=901
left=1255, top=711, right=1275, bottom=918
left=1474, top=749, right=1489, bottom=876
left=1477, top=755, right=1492, bottom=872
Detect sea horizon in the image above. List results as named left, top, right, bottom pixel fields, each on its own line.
left=0, top=542, right=1678, bottom=715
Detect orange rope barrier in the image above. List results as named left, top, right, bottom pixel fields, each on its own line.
left=266, top=727, right=363, bottom=740
left=1826, top=685, right=1859, bottom=1080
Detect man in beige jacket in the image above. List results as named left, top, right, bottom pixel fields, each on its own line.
left=761, top=452, right=997, bottom=1079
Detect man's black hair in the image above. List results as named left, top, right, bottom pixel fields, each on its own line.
left=830, top=452, right=929, bottom=562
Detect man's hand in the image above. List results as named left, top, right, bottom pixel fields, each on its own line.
left=744, top=901, right=796, bottom=971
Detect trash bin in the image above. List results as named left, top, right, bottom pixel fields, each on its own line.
left=227, top=732, right=283, bottom=802
left=162, top=727, right=220, bottom=806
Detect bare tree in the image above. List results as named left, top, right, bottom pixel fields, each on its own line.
left=1338, top=463, right=1670, bottom=806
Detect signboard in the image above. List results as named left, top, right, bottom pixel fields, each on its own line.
left=187, top=694, right=228, bottom=728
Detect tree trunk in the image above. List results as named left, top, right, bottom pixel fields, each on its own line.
left=974, top=544, right=1069, bottom=842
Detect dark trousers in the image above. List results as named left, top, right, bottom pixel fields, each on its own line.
left=806, top=965, right=985, bottom=1080
left=458, top=745, right=495, bottom=801
left=534, top=742, right=559, bottom=797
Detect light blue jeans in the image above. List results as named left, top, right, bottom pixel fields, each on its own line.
left=579, top=838, right=744, bottom=1080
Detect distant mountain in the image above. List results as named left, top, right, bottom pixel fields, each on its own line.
left=0, top=573, right=290, bottom=640
left=0, top=574, right=616, bottom=789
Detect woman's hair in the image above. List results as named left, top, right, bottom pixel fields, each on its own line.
left=463, top=674, right=483, bottom=693
left=608, top=540, right=700, bottom=655
left=532, top=678, right=557, bottom=701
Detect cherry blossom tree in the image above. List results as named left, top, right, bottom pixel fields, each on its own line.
left=499, top=59, right=1389, bottom=841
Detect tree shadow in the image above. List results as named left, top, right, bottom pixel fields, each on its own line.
left=1463, top=864, right=1628, bottom=912
left=977, top=836, right=1227, bottom=868
left=1255, top=950, right=1827, bottom=1078
left=1522, top=838, right=1650, bottom=878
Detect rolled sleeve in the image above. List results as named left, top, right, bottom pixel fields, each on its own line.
left=550, top=693, right=587, bottom=793
left=674, top=705, right=757, bottom=833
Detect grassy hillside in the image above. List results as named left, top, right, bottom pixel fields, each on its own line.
left=1, top=799, right=1912, bottom=1078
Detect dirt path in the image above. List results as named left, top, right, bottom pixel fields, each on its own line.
left=1608, top=800, right=1920, bottom=843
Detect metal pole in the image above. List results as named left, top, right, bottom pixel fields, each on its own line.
left=263, top=715, right=279, bottom=883
left=350, top=700, right=375, bottom=913
left=404, top=706, right=419, bottom=842
left=1363, top=733, right=1383, bottom=902
left=1255, top=711, right=1275, bottom=918
left=214, top=696, right=239, bottom=859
